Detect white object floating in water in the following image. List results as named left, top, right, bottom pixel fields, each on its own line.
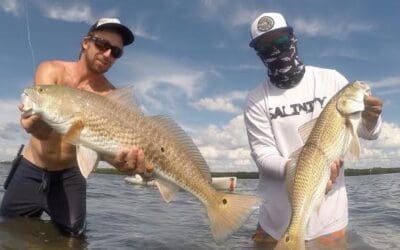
left=124, top=175, right=156, bottom=186
left=124, top=175, right=237, bottom=191
left=211, top=177, right=237, bottom=191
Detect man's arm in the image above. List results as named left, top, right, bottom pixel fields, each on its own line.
left=244, top=92, right=288, bottom=180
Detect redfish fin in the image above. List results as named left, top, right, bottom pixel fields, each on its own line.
left=275, top=232, right=305, bottom=250
left=286, top=147, right=302, bottom=199
left=105, top=85, right=143, bottom=115
left=298, top=118, right=317, bottom=143
left=150, top=115, right=212, bottom=183
left=64, top=120, right=84, bottom=143
left=349, top=132, right=361, bottom=160
left=348, top=116, right=361, bottom=160
left=207, top=192, right=261, bottom=242
left=155, top=178, right=180, bottom=203
left=343, top=116, right=361, bottom=161
left=76, top=145, right=99, bottom=178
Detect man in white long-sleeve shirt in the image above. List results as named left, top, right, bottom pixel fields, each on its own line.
left=244, top=12, right=383, bottom=247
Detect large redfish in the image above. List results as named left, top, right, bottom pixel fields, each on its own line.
left=275, top=81, right=371, bottom=250
left=21, top=85, right=260, bottom=242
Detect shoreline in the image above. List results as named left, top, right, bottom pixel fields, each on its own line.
left=1, top=162, right=399, bottom=178
left=93, top=167, right=400, bottom=178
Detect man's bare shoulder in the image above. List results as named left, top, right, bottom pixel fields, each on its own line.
left=37, top=60, right=75, bottom=71
left=35, top=60, right=76, bottom=85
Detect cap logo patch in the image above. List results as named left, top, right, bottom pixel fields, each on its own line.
left=257, top=16, right=274, bottom=32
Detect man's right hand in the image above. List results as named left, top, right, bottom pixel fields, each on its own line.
left=19, top=104, right=53, bottom=140
left=103, top=146, right=154, bottom=178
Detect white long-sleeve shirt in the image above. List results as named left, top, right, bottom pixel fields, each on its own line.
left=244, top=66, right=382, bottom=240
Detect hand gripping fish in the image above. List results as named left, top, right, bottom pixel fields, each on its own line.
left=21, top=84, right=261, bottom=242
left=275, top=81, right=371, bottom=250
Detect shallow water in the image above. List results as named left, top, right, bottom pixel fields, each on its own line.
left=0, top=164, right=398, bottom=249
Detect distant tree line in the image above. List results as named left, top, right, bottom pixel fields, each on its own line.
left=1, top=162, right=399, bottom=178
left=92, top=167, right=400, bottom=178
left=344, top=167, right=400, bottom=176
left=213, top=168, right=400, bottom=178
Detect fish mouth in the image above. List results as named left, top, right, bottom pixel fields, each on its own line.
left=364, top=87, right=372, bottom=99
left=20, top=91, right=35, bottom=116
left=365, top=88, right=371, bottom=96
left=362, top=82, right=372, bottom=97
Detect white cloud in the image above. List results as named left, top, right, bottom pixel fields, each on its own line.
left=192, top=97, right=241, bottom=113
left=350, top=122, right=400, bottom=168
left=217, top=64, right=264, bottom=71
left=39, top=3, right=94, bottom=23
left=198, top=2, right=375, bottom=41
left=0, top=98, right=28, bottom=161
left=120, top=52, right=211, bottom=114
left=191, top=112, right=400, bottom=172
left=136, top=72, right=206, bottom=112
left=124, top=53, right=206, bottom=96
left=0, top=122, right=29, bottom=161
left=371, top=76, right=400, bottom=89
left=318, top=48, right=366, bottom=60
left=193, top=114, right=256, bottom=172
left=365, top=76, right=400, bottom=97
left=0, top=0, right=21, bottom=16
left=38, top=2, right=118, bottom=24
left=363, top=122, right=400, bottom=151
left=201, top=0, right=231, bottom=17
left=374, top=88, right=400, bottom=97
left=200, top=0, right=228, bottom=13
left=230, top=7, right=260, bottom=27
left=293, top=18, right=374, bottom=39
left=191, top=91, right=247, bottom=114
left=132, top=22, right=159, bottom=41
left=0, top=98, right=21, bottom=124
left=198, top=1, right=259, bottom=29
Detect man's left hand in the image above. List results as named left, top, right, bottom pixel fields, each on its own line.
left=362, top=95, right=383, bottom=131
left=326, top=159, right=343, bottom=194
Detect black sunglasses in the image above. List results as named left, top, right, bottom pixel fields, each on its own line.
left=88, top=36, right=123, bottom=59
left=255, top=35, right=291, bottom=54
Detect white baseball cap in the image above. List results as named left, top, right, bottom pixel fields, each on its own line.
left=249, top=12, right=293, bottom=48
left=88, top=18, right=134, bottom=46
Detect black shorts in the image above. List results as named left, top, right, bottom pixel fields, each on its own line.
left=0, top=157, right=86, bottom=236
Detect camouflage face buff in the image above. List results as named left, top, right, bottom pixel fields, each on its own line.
left=258, top=35, right=305, bottom=89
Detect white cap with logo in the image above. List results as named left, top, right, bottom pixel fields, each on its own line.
left=249, top=12, right=292, bottom=48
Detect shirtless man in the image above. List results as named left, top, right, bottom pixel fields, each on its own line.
left=1, top=18, right=152, bottom=236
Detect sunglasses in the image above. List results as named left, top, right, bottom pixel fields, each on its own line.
left=255, top=35, right=291, bottom=54
left=88, top=36, right=123, bottom=59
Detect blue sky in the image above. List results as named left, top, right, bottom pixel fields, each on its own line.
left=0, top=0, right=399, bottom=171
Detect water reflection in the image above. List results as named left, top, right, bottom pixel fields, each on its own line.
left=0, top=216, right=88, bottom=249
left=0, top=164, right=398, bottom=249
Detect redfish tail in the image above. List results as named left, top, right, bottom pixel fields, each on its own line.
left=275, top=232, right=305, bottom=250
left=206, top=192, right=261, bottom=242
